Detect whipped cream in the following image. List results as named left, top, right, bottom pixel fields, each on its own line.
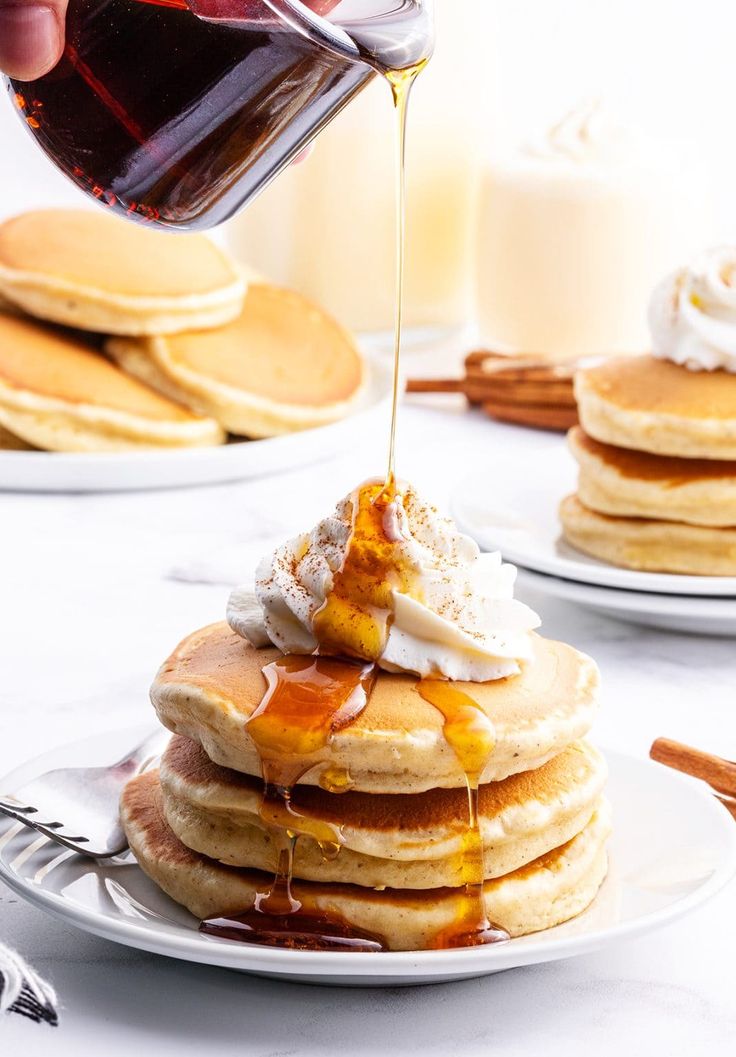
left=650, top=247, right=736, bottom=373
left=522, top=101, right=647, bottom=170
left=228, top=483, right=540, bottom=682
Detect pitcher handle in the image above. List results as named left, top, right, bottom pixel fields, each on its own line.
left=263, top=0, right=363, bottom=63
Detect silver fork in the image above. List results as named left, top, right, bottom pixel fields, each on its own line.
left=0, top=729, right=169, bottom=858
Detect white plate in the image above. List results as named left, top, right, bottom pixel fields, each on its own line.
left=1, top=730, right=734, bottom=987
left=451, top=443, right=736, bottom=598
left=517, top=568, right=736, bottom=637
left=0, top=359, right=393, bottom=493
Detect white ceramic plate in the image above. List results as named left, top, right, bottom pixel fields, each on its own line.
left=451, top=443, right=736, bottom=598
left=0, top=359, right=393, bottom=493
left=517, top=569, right=736, bottom=637
left=1, top=730, right=734, bottom=987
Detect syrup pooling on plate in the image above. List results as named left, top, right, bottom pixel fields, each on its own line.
left=201, top=845, right=386, bottom=951
left=417, top=680, right=511, bottom=948
left=201, top=901, right=386, bottom=952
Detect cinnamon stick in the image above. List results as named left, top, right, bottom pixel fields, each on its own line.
left=405, top=378, right=464, bottom=395
left=406, top=350, right=579, bottom=433
left=483, top=401, right=578, bottom=432
left=650, top=738, right=736, bottom=800
left=717, top=796, right=736, bottom=822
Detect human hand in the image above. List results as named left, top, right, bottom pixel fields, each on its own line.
left=0, top=1, right=67, bottom=80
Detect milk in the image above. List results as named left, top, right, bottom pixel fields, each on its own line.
left=225, top=0, right=492, bottom=336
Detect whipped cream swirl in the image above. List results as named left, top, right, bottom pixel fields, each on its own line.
left=522, top=100, right=643, bottom=167
left=650, top=247, right=736, bottom=373
left=228, top=483, right=540, bottom=682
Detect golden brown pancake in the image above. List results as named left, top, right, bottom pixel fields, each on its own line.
left=159, top=735, right=607, bottom=889
left=0, top=311, right=224, bottom=451
left=0, top=209, right=245, bottom=335
left=575, top=356, right=736, bottom=459
left=121, top=770, right=611, bottom=950
left=106, top=283, right=365, bottom=437
left=560, top=493, right=736, bottom=575
left=150, top=622, right=600, bottom=794
left=569, top=426, right=736, bottom=527
left=0, top=423, right=33, bottom=450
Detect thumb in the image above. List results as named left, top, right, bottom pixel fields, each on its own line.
left=0, top=1, right=68, bottom=80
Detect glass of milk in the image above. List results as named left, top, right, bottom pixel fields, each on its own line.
left=225, top=0, right=493, bottom=343
left=475, top=103, right=712, bottom=361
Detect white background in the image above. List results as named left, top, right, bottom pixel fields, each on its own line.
left=1, top=3, right=735, bottom=1054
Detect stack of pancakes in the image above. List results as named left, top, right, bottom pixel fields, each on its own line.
left=120, top=622, right=610, bottom=951
left=562, top=356, right=736, bottom=574
left=0, top=210, right=364, bottom=451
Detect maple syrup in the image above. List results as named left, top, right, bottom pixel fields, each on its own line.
left=247, top=653, right=376, bottom=854
left=312, top=478, right=417, bottom=661
left=189, top=8, right=504, bottom=955
left=384, top=62, right=426, bottom=486
left=417, top=680, right=510, bottom=948
left=200, top=51, right=432, bottom=949
left=201, top=903, right=385, bottom=951
left=200, top=653, right=381, bottom=950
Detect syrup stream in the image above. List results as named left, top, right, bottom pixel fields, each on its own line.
left=203, top=52, right=507, bottom=954
left=384, top=62, right=426, bottom=491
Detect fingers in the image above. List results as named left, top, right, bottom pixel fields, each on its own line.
left=0, top=1, right=68, bottom=80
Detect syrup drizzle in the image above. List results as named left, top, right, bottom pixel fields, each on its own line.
left=200, top=654, right=383, bottom=950
left=200, top=56, right=498, bottom=955
left=417, top=680, right=510, bottom=948
left=384, top=62, right=426, bottom=491
left=312, top=478, right=415, bottom=663
left=249, top=654, right=376, bottom=856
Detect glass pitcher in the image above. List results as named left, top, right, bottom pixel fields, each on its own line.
left=4, top=0, right=434, bottom=231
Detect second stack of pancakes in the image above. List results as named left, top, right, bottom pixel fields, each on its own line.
left=562, top=249, right=736, bottom=576
left=563, top=356, right=736, bottom=575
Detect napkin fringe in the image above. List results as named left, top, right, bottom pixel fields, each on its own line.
left=0, top=943, right=58, bottom=1026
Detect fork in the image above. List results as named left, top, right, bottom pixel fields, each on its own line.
left=0, top=729, right=169, bottom=858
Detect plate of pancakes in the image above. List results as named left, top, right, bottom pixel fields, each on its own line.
left=0, top=210, right=390, bottom=491
left=1, top=722, right=733, bottom=986
left=452, top=353, right=736, bottom=633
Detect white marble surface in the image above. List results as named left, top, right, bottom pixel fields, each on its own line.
left=0, top=395, right=734, bottom=1055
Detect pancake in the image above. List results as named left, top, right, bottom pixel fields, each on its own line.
left=560, top=493, right=736, bottom=575
left=106, top=283, right=365, bottom=438
left=575, top=356, right=736, bottom=459
left=0, top=423, right=33, bottom=450
left=0, top=312, right=224, bottom=451
left=569, top=426, right=736, bottom=527
left=150, top=622, right=600, bottom=795
left=0, top=210, right=245, bottom=335
left=159, top=735, right=607, bottom=889
left=121, top=770, right=611, bottom=950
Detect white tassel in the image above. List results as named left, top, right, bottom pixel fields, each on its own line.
left=0, top=942, right=58, bottom=1025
